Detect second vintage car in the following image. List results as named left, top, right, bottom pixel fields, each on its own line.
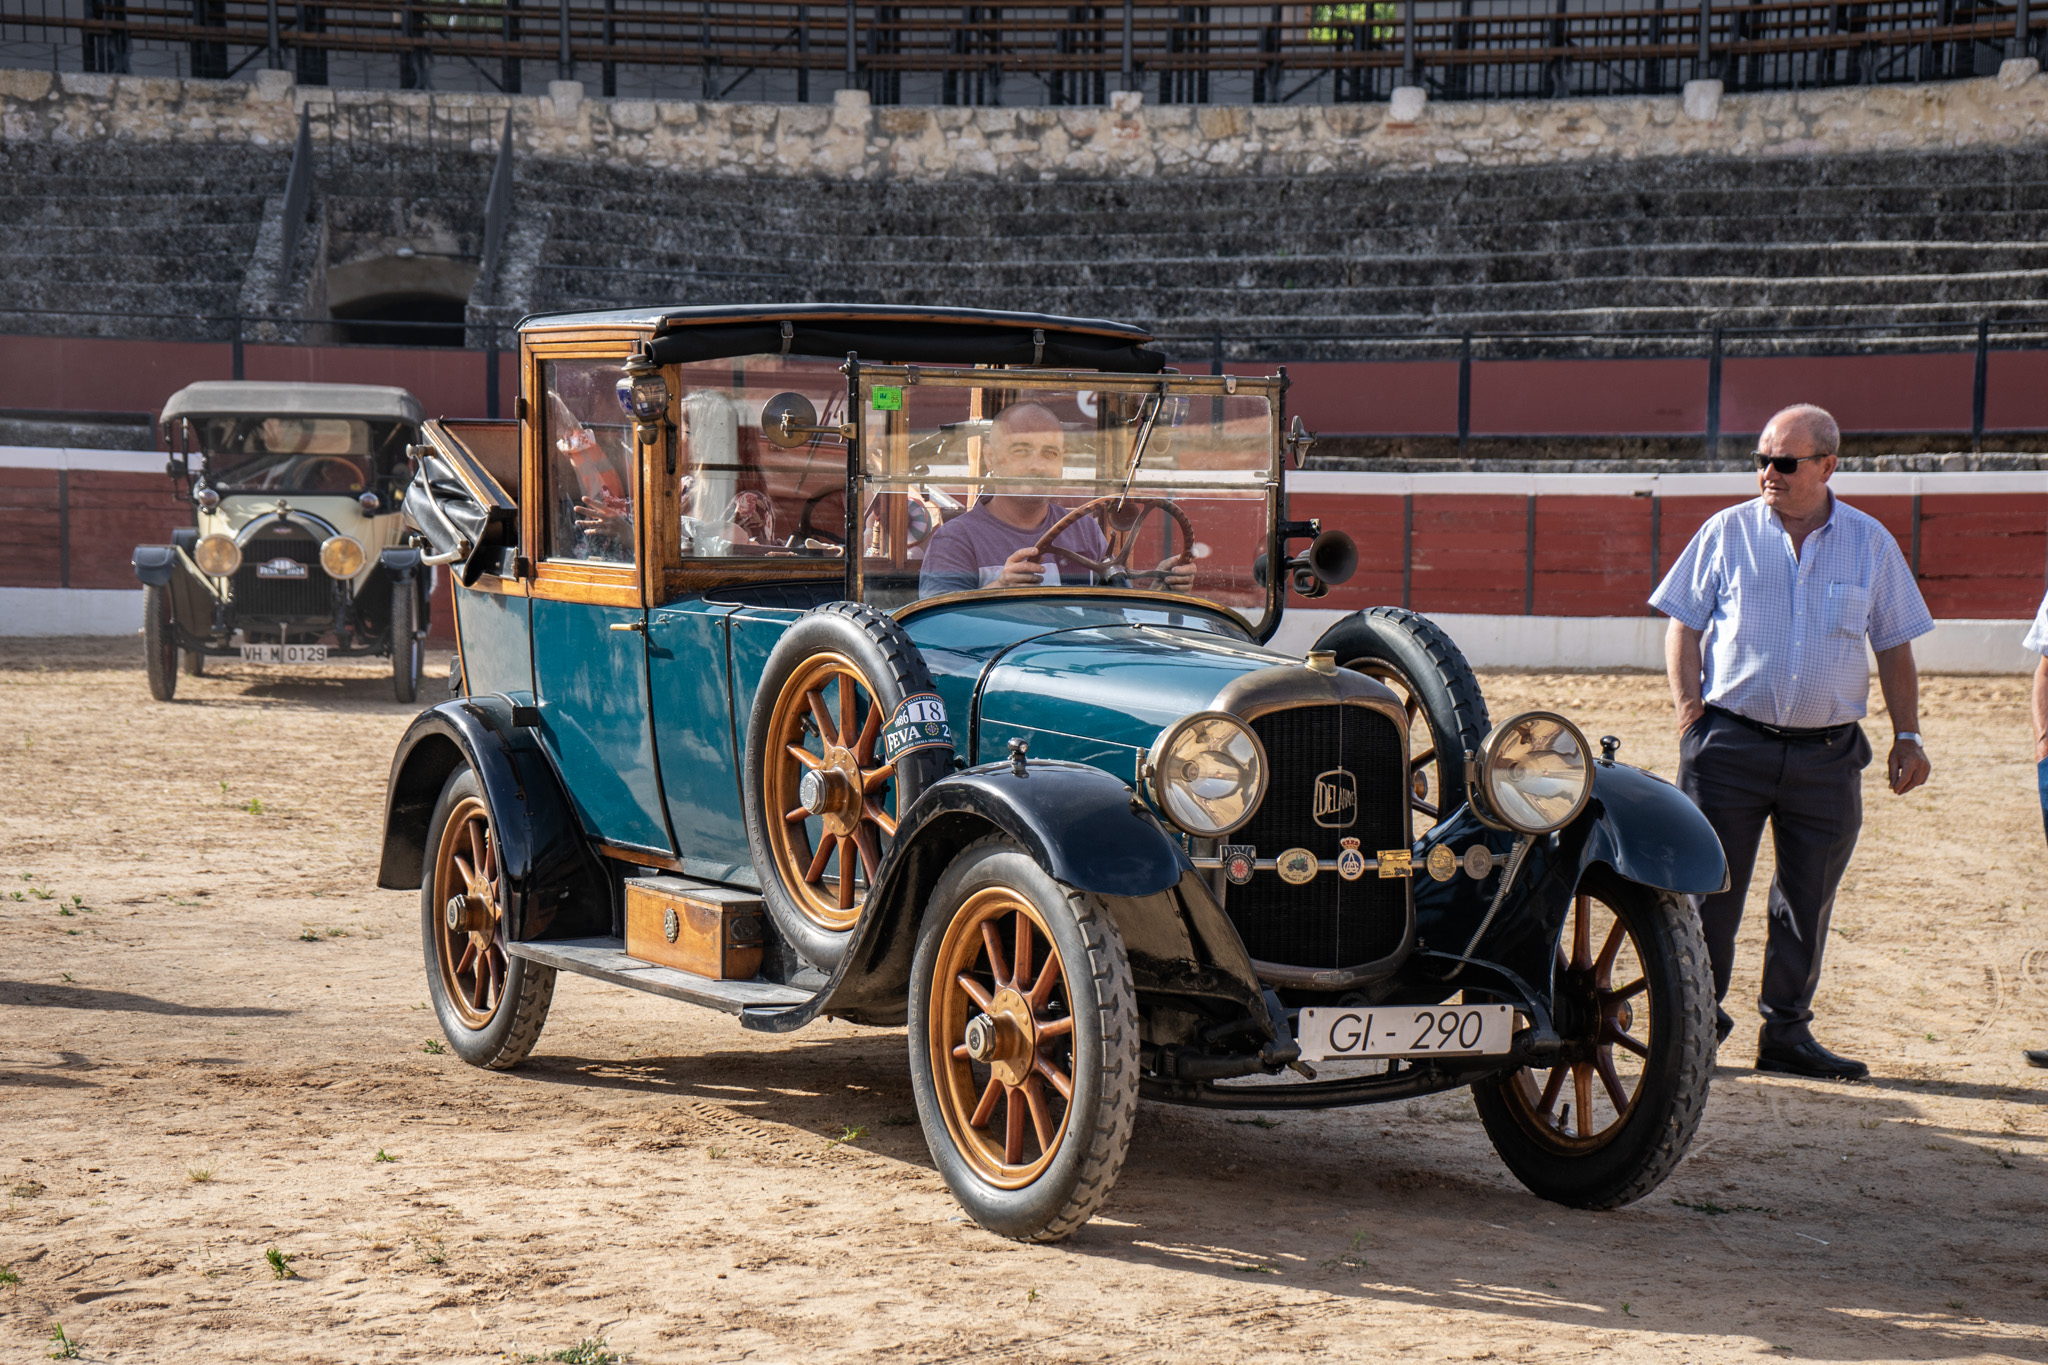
left=132, top=380, right=433, bottom=701
left=378, top=303, right=1727, bottom=1242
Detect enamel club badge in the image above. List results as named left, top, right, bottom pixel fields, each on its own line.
left=879, top=692, right=953, bottom=762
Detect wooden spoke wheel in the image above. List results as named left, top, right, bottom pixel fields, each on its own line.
left=1347, top=658, right=1449, bottom=824
left=419, top=767, right=555, bottom=1070
left=761, top=652, right=900, bottom=933
left=1471, top=873, right=1714, bottom=1209
left=928, top=887, right=1077, bottom=1188
left=431, top=794, right=507, bottom=1030
left=907, top=837, right=1138, bottom=1242
left=1500, top=891, right=1651, bottom=1146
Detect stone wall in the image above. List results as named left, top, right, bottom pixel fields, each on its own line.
left=3, top=63, right=2045, bottom=182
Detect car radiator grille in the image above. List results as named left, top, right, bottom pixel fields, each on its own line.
left=231, top=537, right=336, bottom=619
left=1226, top=704, right=1410, bottom=970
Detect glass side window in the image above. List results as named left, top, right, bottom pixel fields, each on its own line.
left=542, top=358, right=636, bottom=565
left=671, top=356, right=849, bottom=562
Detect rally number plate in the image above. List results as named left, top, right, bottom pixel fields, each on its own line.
left=1295, top=1004, right=1515, bottom=1062
left=240, top=644, right=328, bottom=664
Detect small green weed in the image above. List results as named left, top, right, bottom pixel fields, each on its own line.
left=421, top=1039, right=446, bottom=1055
left=60, top=973, right=72, bottom=983
left=27, top=887, right=52, bottom=900
left=1621, top=1302, right=1635, bottom=1318
left=265, top=1247, right=295, bottom=1280
left=298, top=928, right=320, bottom=942
left=827, top=1124, right=867, bottom=1147
left=6, top=891, right=20, bottom=901
left=1321, top=1229, right=1369, bottom=1271
left=0, top=1265, right=18, bottom=1286
left=241, top=798, right=265, bottom=815
left=374, top=1149, right=396, bottom=1163
left=706, top=1146, right=726, bottom=1160
left=1027, top=1287, right=1039, bottom=1303
left=218, top=779, right=229, bottom=795
left=1227, top=1116, right=1282, bottom=1129
left=187, top=1166, right=215, bottom=1183
left=56, top=907, right=73, bottom=917
left=1671, top=1197, right=1771, bottom=1216
left=1232, top=1263, right=1282, bottom=1275
left=512, top=1340, right=623, bottom=1365
left=325, top=927, right=347, bottom=938
left=1924, top=1032, right=1938, bottom=1043
left=47, top=1323, right=79, bottom=1359
left=1946, top=1298, right=1969, bottom=1314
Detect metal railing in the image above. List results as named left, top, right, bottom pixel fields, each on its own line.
left=1, top=0, right=2040, bottom=105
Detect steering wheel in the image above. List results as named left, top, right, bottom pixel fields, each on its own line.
left=281, top=455, right=366, bottom=494
left=1032, top=496, right=1195, bottom=586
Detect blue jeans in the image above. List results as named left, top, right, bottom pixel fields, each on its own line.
left=2038, top=758, right=2048, bottom=844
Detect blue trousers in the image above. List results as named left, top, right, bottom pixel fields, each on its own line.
left=1678, top=709, right=1872, bottom=1047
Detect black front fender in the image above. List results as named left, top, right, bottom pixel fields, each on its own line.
left=742, top=760, right=1269, bottom=1033
left=1578, top=761, right=1728, bottom=896
left=375, top=696, right=607, bottom=942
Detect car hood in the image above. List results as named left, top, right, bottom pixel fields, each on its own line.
left=899, top=597, right=1297, bottom=763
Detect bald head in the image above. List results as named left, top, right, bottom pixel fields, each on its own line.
left=1762, top=404, right=1840, bottom=459
left=988, top=401, right=1063, bottom=445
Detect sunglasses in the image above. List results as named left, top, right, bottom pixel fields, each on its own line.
left=1754, top=451, right=1831, bottom=475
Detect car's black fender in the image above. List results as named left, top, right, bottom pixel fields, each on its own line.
left=741, top=759, right=1270, bottom=1034
left=375, top=695, right=608, bottom=942
left=1577, top=760, right=1728, bottom=896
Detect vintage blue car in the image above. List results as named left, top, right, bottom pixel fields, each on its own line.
left=378, top=304, right=1727, bottom=1242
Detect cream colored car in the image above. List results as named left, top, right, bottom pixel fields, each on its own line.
left=132, top=381, right=429, bottom=702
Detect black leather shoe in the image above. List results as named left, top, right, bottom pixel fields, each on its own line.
left=1756, top=1038, right=1869, bottom=1082
left=2026, top=1048, right=2048, bottom=1069
left=1715, top=1009, right=1734, bottom=1045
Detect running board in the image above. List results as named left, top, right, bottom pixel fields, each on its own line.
left=506, top=937, right=813, bottom=1015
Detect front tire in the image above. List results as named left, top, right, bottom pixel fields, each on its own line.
left=1471, top=869, right=1714, bottom=1209
left=907, top=837, right=1138, bottom=1242
left=142, top=583, right=177, bottom=701
left=421, top=767, right=555, bottom=1069
left=391, top=579, right=422, bottom=704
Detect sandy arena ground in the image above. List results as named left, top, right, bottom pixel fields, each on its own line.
left=2, top=637, right=2046, bottom=1364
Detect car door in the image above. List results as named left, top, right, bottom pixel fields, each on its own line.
left=418, top=418, right=532, bottom=699
left=526, top=350, right=674, bottom=859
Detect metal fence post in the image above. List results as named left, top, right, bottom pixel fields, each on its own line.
left=2014, top=0, right=2033, bottom=59
left=845, top=0, right=857, bottom=86
left=266, top=0, right=280, bottom=69
left=1698, top=0, right=1711, bottom=78
left=1403, top=0, right=1416, bottom=83
left=1704, top=326, right=1723, bottom=460
left=798, top=4, right=810, bottom=101
left=485, top=336, right=500, bottom=419
left=1972, top=318, right=1989, bottom=451
left=558, top=0, right=571, bottom=78
left=1121, top=0, right=1134, bottom=91
left=1457, top=332, right=1472, bottom=450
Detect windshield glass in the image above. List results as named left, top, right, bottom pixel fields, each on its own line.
left=193, top=415, right=413, bottom=494
left=853, top=369, right=1277, bottom=633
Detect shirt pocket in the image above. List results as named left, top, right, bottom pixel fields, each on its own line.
left=1826, top=582, right=1871, bottom=640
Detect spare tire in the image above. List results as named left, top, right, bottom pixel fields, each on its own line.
left=742, top=602, right=956, bottom=971
left=1313, top=606, right=1489, bottom=828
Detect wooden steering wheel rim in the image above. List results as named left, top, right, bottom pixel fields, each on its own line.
left=1030, top=496, right=1195, bottom=578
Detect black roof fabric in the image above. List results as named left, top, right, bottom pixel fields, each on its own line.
left=643, top=319, right=1165, bottom=373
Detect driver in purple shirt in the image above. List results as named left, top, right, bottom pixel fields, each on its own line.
left=917, top=401, right=1195, bottom=598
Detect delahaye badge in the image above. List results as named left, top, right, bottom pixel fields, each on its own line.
left=1220, top=844, right=1256, bottom=885
left=1275, top=847, right=1317, bottom=885
left=1335, top=837, right=1366, bottom=881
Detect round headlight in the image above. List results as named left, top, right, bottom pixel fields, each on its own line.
left=319, top=535, right=367, bottom=579
left=1147, top=711, right=1268, bottom=837
left=193, top=533, right=241, bottom=577
left=1477, top=711, right=1593, bottom=834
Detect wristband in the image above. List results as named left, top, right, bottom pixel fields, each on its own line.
left=1895, top=731, right=1922, bottom=745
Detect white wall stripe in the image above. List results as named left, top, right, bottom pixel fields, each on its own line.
left=0, top=446, right=166, bottom=474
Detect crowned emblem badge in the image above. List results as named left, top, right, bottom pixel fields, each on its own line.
left=1335, top=837, right=1366, bottom=882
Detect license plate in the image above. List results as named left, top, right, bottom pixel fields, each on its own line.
left=240, top=644, right=328, bottom=664
left=1295, top=1004, right=1515, bottom=1062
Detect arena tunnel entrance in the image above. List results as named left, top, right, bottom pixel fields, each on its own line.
left=325, top=254, right=479, bottom=348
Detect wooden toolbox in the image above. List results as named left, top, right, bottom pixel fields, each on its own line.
left=623, top=877, right=766, bottom=981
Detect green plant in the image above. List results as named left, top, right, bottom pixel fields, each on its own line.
left=1227, top=1116, right=1281, bottom=1129
left=513, top=1340, right=623, bottom=1365
left=57, top=907, right=73, bottom=917
left=1321, top=1229, right=1369, bottom=1271
left=1232, top=1263, right=1282, bottom=1275
left=1621, top=1302, right=1635, bottom=1317
left=47, top=1323, right=79, bottom=1359
left=242, top=798, right=265, bottom=815
left=187, top=1165, right=215, bottom=1183
left=219, top=779, right=229, bottom=794
left=827, top=1124, right=867, bottom=1147
left=325, top=927, right=347, bottom=938
left=27, top=887, right=51, bottom=900
left=706, top=1146, right=726, bottom=1160
left=421, top=1039, right=446, bottom=1055
left=374, top=1149, right=396, bottom=1163
left=1027, top=1287, right=1039, bottom=1303
left=0, top=1265, right=18, bottom=1286
left=299, top=928, right=320, bottom=942
left=265, top=1247, right=295, bottom=1280
left=1946, top=1299, right=1969, bottom=1314
left=59, top=973, right=72, bottom=983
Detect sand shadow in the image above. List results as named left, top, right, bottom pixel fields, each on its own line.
left=0, top=979, right=292, bottom=1017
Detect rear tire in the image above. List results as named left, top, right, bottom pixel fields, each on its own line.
left=421, top=767, right=555, bottom=1069
left=143, top=583, right=177, bottom=702
left=181, top=645, right=205, bottom=677
left=392, top=579, right=423, bottom=704
left=1315, top=606, right=1489, bottom=828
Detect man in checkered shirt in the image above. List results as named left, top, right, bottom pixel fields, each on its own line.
left=1651, top=403, right=1932, bottom=1083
